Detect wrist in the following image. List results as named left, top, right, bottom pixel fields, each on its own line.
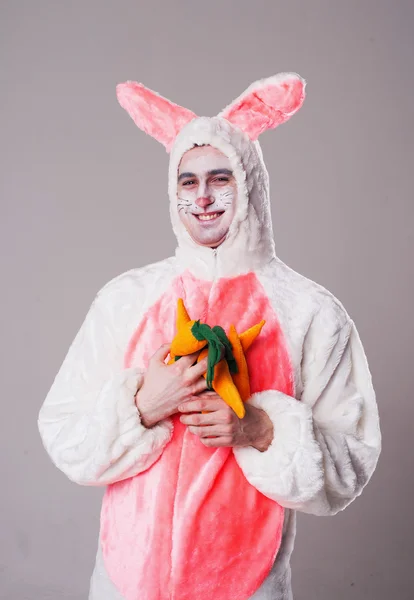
left=135, top=391, right=160, bottom=428
left=250, top=410, right=274, bottom=452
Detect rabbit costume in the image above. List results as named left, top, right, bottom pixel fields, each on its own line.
left=38, top=73, right=381, bottom=600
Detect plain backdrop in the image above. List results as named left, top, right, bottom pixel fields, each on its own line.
left=1, top=1, right=413, bottom=598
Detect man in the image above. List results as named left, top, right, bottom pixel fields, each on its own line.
left=38, top=73, right=381, bottom=600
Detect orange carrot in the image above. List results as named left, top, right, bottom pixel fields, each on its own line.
left=228, top=324, right=250, bottom=402
left=171, top=320, right=208, bottom=355
left=211, top=359, right=245, bottom=419
left=167, top=350, right=176, bottom=366
left=168, top=298, right=247, bottom=418
left=239, top=320, right=265, bottom=353
left=196, top=350, right=245, bottom=418
left=176, top=297, right=191, bottom=329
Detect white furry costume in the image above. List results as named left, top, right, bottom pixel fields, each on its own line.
left=38, top=73, right=381, bottom=600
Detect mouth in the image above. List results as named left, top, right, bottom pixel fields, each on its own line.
left=193, top=211, right=225, bottom=222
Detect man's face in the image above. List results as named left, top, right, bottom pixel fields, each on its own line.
left=177, top=145, right=237, bottom=248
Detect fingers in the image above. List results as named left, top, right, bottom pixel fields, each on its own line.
left=200, top=437, right=233, bottom=447
left=151, top=343, right=171, bottom=363
left=188, top=355, right=208, bottom=378
left=196, top=390, right=221, bottom=398
left=176, top=349, right=205, bottom=369
left=154, top=345, right=205, bottom=369
left=187, top=425, right=231, bottom=438
left=180, top=410, right=224, bottom=426
left=192, top=376, right=209, bottom=394
left=178, top=397, right=225, bottom=413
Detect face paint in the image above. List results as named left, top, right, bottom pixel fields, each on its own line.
left=177, top=145, right=237, bottom=248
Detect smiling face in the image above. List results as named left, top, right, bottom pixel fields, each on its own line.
left=177, top=145, right=237, bottom=248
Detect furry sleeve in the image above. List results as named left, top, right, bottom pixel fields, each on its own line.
left=38, top=284, right=173, bottom=486
left=233, top=298, right=381, bottom=516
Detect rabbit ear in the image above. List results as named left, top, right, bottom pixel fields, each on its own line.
left=116, top=81, right=197, bottom=151
left=218, top=72, right=306, bottom=140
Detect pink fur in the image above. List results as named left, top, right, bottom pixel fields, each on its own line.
left=117, top=73, right=305, bottom=151
left=101, top=269, right=294, bottom=600
left=116, top=81, right=197, bottom=151
left=219, top=73, right=306, bottom=140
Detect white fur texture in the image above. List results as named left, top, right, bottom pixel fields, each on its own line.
left=39, top=109, right=381, bottom=599
left=38, top=264, right=177, bottom=486
left=168, top=116, right=276, bottom=278
left=218, top=72, right=306, bottom=139
left=234, top=307, right=381, bottom=516
left=234, top=390, right=324, bottom=507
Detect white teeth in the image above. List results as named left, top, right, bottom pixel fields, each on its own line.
left=197, top=212, right=221, bottom=221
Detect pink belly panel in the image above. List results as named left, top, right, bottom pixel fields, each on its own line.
left=100, top=269, right=295, bottom=600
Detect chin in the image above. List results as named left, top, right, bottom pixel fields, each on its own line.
left=186, top=223, right=230, bottom=247
left=191, top=233, right=227, bottom=247
left=186, top=228, right=221, bottom=246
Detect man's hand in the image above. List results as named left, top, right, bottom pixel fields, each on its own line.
left=135, top=344, right=209, bottom=428
left=178, top=391, right=274, bottom=452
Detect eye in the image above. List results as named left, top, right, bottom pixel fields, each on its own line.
left=182, top=180, right=197, bottom=186
left=212, top=177, right=230, bottom=184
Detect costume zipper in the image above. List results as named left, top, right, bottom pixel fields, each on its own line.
left=212, top=247, right=218, bottom=275
left=169, top=246, right=219, bottom=598
left=204, top=247, right=219, bottom=323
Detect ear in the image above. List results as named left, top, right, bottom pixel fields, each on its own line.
left=116, top=81, right=197, bottom=152
left=218, top=72, right=306, bottom=140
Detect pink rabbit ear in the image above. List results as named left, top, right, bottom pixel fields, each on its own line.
left=218, top=72, right=306, bottom=140
left=116, top=81, right=197, bottom=152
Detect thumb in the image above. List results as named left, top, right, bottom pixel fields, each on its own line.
left=151, top=342, right=171, bottom=363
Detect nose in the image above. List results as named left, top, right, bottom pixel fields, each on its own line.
left=196, top=196, right=214, bottom=209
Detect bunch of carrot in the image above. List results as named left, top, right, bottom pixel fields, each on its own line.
left=168, top=298, right=265, bottom=419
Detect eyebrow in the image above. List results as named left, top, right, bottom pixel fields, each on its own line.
left=208, top=169, right=233, bottom=177
left=177, top=172, right=196, bottom=182
left=177, top=168, right=234, bottom=182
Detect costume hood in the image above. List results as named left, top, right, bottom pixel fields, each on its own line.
left=116, top=73, right=306, bottom=279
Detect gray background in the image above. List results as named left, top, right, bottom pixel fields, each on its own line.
left=1, top=0, right=413, bottom=598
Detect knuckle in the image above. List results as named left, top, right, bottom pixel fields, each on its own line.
left=183, top=367, right=195, bottom=381
left=180, top=374, right=192, bottom=389
left=170, top=361, right=180, bottom=374
left=176, top=361, right=187, bottom=374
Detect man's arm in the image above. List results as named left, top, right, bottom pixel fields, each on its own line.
left=38, top=286, right=174, bottom=486
left=231, top=296, right=381, bottom=516
left=179, top=296, right=381, bottom=516
left=38, top=283, right=208, bottom=487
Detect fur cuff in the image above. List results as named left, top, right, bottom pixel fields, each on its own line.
left=110, top=366, right=174, bottom=451
left=233, top=390, right=324, bottom=507
left=38, top=366, right=174, bottom=486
